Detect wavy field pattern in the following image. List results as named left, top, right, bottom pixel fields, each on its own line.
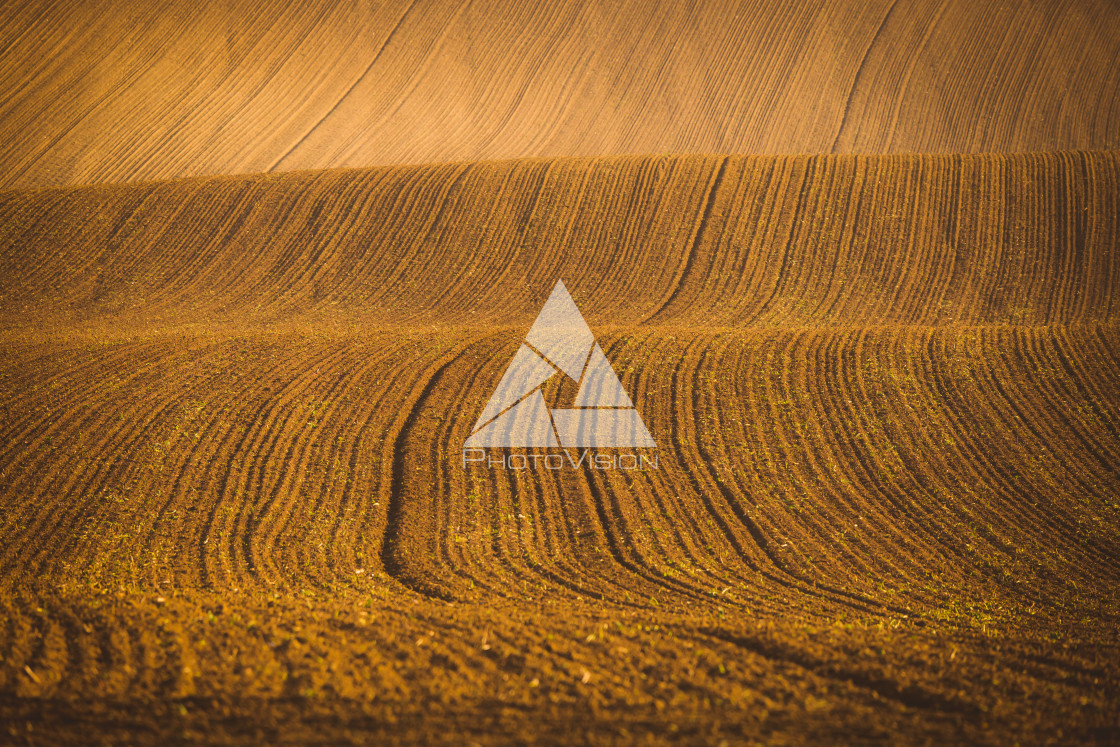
left=2, top=0, right=1120, bottom=188
left=2, top=153, right=1117, bottom=329
left=1, top=154, right=1118, bottom=742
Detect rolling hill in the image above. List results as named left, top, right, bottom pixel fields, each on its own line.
left=2, top=0, right=1120, bottom=189
left=1, top=152, right=1117, bottom=743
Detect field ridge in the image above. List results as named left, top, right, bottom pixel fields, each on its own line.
left=0, top=152, right=1117, bottom=742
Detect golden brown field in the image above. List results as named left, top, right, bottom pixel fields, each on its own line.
left=1, top=1, right=1119, bottom=744
left=2, top=0, right=1120, bottom=188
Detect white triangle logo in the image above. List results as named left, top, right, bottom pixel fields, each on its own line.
left=466, top=280, right=655, bottom=448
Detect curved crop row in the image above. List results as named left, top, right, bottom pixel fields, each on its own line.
left=0, top=153, right=1117, bottom=332
left=2, top=0, right=1119, bottom=188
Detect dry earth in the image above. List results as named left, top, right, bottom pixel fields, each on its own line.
left=0, top=153, right=1117, bottom=743
left=2, top=0, right=1119, bottom=742
left=1, top=0, right=1120, bottom=188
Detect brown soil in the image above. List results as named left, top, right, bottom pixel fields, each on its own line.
left=0, top=153, right=1118, bottom=743
left=2, top=0, right=1120, bottom=189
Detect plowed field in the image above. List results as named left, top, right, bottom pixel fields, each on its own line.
left=1, top=153, right=1118, bottom=743
left=3, top=0, right=1120, bottom=189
